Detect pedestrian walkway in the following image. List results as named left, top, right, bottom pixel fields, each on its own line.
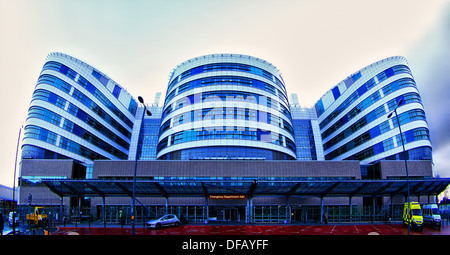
left=47, top=222, right=450, bottom=235
left=4, top=220, right=450, bottom=235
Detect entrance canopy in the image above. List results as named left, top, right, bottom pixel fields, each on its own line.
left=42, top=178, right=450, bottom=199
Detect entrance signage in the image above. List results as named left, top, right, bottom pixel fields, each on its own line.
left=209, top=194, right=246, bottom=199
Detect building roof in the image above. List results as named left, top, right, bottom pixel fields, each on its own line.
left=42, top=178, right=450, bottom=199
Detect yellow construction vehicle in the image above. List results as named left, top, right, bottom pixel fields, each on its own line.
left=26, top=207, right=48, bottom=226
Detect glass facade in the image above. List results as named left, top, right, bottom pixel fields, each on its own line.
left=22, top=53, right=433, bottom=166
left=292, top=119, right=317, bottom=160
left=158, top=146, right=294, bottom=160
left=22, top=52, right=136, bottom=165
left=316, top=56, right=432, bottom=164
left=157, top=54, right=296, bottom=160
left=137, top=118, right=161, bottom=160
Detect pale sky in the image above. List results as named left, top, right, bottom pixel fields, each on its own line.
left=0, top=0, right=449, bottom=188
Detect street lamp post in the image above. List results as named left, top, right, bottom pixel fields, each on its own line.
left=12, top=124, right=23, bottom=235
left=131, top=96, right=152, bottom=235
left=387, top=98, right=411, bottom=235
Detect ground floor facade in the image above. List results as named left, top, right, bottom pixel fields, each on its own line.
left=17, top=159, right=449, bottom=224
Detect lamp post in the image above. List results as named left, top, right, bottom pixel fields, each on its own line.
left=12, top=124, right=23, bottom=235
left=131, top=96, right=152, bottom=235
left=387, top=98, right=410, bottom=235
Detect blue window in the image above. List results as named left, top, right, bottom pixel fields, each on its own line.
left=59, top=65, right=69, bottom=75
left=112, top=85, right=121, bottom=99
left=92, top=69, right=109, bottom=86
left=128, top=99, right=137, bottom=116
left=191, top=66, right=203, bottom=75
left=352, top=72, right=362, bottom=82
left=38, top=129, right=48, bottom=141
left=369, top=126, right=381, bottom=138
left=315, top=99, right=325, bottom=116
left=344, top=72, right=361, bottom=87
left=356, top=84, right=367, bottom=96
left=385, top=68, right=395, bottom=78
left=47, top=92, right=58, bottom=105
left=72, top=124, right=84, bottom=137
left=373, top=142, right=384, bottom=154
left=76, top=108, right=87, bottom=121
left=92, top=70, right=101, bottom=79
left=404, top=130, right=416, bottom=143
left=85, top=83, right=96, bottom=94
left=332, top=87, right=341, bottom=100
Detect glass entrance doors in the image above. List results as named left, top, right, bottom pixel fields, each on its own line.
left=210, top=206, right=245, bottom=222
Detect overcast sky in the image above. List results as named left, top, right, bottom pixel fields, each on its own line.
left=0, top=0, right=449, bottom=188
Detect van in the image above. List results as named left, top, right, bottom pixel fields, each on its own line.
left=422, top=204, right=441, bottom=230
left=403, top=202, right=423, bottom=231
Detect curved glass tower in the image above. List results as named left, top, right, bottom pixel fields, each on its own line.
left=21, top=52, right=138, bottom=164
left=157, top=54, right=296, bottom=160
left=315, top=56, right=432, bottom=164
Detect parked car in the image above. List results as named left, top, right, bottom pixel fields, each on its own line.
left=146, top=214, right=180, bottom=229
left=8, top=211, right=19, bottom=227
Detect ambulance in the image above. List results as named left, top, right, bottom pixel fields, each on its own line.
left=403, top=202, right=423, bottom=231
left=422, top=204, right=441, bottom=230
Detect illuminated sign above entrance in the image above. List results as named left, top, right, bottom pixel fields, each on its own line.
left=209, top=194, right=246, bottom=200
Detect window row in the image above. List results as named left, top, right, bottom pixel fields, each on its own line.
left=37, top=75, right=133, bottom=138
left=169, top=62, right=286, bottom=95
left=157, top=126, right=296, bottom=153
left=322, top=92, right=423, bottom=147
left=23, top=125, right=109, bottom=161
left=324, top=112, right=425, bottom=160
left=344, top=127, right=430, bottom=162
left=377, top=65, right=412, bottom=83
left=164, top=75, right=289, bottom=108
left=324, top=108, right=427, bottom=159
left=32, top=88, right=131, bottom=140
left=157, top=146, right=295, bottom=160
left=42, top=61, right=137, bottom=122
left=316, top=64, right=412, bottom=121
left=383, top=146, right=432, bottom=161
left=27, top=106, right=129, bottom=159
left=91, top=69, right=109, bottom=86
left=160, top=107, right=294, bottom=136
left=320, top=77, right=418, bottom=138
left=317, top=77, right=377, bottom=125
left=61, top=118, right=128, bottom=159
left=21, top=145, right=71, bottom=160
left=162, top=91, right=292, bottom=122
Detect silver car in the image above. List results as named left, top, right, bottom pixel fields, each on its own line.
left=146, top=214, right=181, bottom=229
left=8, top=212, right=19, bottom=227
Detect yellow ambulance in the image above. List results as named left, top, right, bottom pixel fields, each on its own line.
left=403, top=202, right=423, bottom=231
